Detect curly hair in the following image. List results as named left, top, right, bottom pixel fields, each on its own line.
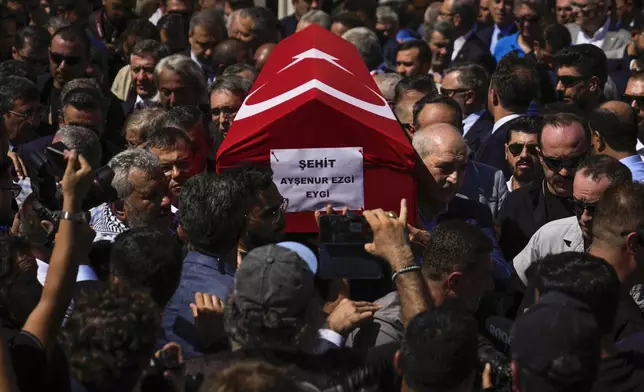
left=200, top=361, right=305, bottom=392
left=59, top=284, right=160, bottom=392
left=0, top=235, right=35, bottom=324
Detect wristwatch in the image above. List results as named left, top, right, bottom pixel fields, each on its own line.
left=59, top=211, right=88, bottom=223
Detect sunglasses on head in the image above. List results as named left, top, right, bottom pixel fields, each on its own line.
left=541, top=154, right=585, bottom=172
left=571, top=198, right=596, bottom=217
left=50, top=52, right=82, bottom=66
left=508, top=143, right=538, bottom=157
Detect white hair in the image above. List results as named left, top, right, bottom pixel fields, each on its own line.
left=300, top=10, right=332, bottom=30
left=411, top=123, right=463, bottom=159
left=55, top=125, right=102, bottom=169
left=342, top=27, right=383, bottom=71
left=154, top=54, right=207, bottom=100
left=374, top=73, right=402, bottom=102
left=108, top=149, right=162, bottom=200
left=376, top=6, right=399, bottom=26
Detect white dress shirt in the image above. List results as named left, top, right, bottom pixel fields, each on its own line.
left=452, top=28, right=475, bottom=61
left=492, top=113, right=522, bottom=134
left=576, top=18, right=610, bottom=48
left=462, top=109, right=485, bottom=136
left=506, top=176, right=513, bottom=192
left=149, top=8, right=163, bottom=25
left=490, top=24, right=504, bottom=55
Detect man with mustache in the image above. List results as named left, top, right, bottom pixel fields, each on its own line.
left=425, top=21, right=455, bottom=84
left=513, top=155, right=632, bottom=286
left=499, top=113, right=589, bottom=259
left=504, top=116, right=541, bottom=191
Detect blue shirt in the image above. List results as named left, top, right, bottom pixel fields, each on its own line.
left=160, top=251, right=236, bottom=358
left=494, top=32, right=525, bottom=62
left=620, top=155, right=644, bottom=183
left=419, top=197, right=511, bottom=280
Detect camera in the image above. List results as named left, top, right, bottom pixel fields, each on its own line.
left=478, top=336, right=512, bottom=392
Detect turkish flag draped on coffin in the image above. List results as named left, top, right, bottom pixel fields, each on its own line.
left=216, top=24, right=417, bottom=233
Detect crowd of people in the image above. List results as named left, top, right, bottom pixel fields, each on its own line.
left=2, top=0, right=644, bottom=390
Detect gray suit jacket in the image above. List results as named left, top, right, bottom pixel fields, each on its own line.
left=459, top=161, right=508, bottom=220
left=566, top=23, right=630, bottom=59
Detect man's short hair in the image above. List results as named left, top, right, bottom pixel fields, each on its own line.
left=59, top=78, right=104, bottom=118
left=332, top=11, right=364, bottom=29
left=444, top=63, right=489, bottom=104
left=490, top=53, right=539, bottom=113
left=505, top=115, right=542, bottom=143
left=108, top=149, right=162, bottom=201
left=300, top=10, right=332, bottom=29
left=540, top=24, right=572, bottom=54
left=0, top=76, right=39, bottom=114
left=121, top=18, right=160, bottom=43
left=163, top=105, right=203, bottom=130
left=157, top=12, right=187, bottom=36
left=50, top=25, right=90, bottom=57
left=539, top=112, right=589, bottom=148
left=212, top=38, right=249, bottom=74
left=200, top=361, right=304, bottom=392
left=577, top=154, right=633, bottom=185
left=145, top=126, right=194, bottom=154
left=189, top=8, right=226, bottom=39
left=60, top=285, right=160, bottom=392
left=421, top=220, right=492, bottom=281
left=593, top=182, right=644, bottom=246
left=394, top=75, right=439, bottom=103
left=554, top=44, right=608, bottom=85
left=154, top=54, right=207, bottom=99
left=342, top=27, right=383, bottom=71
left=239, top=7, right=278, bottom=47
left=131, top=39, right=170, bottom=62
left=424, top=19, right=455, bottom=42
left=412, top=95, right=463, bottom=130
left=588, top=107, right=638, bottom=153
left=532, top=252, right=620, bottom=334
left=396, top=39, right=431, bottom=65
left=221, top=63, right=257, bottom=80
left=374, top=73, right=403, bottom=103
left=0, top=60, right=35, bottom=83
left=179, top=173, right=248, bottom=254
left=376, top=5, right=399, bottom=25
left=447, top=0, right=477, bottom=28
left=14, top=25, right=49, bottom=52
left=123, top=107, right=167, bottom=141
left=55, top=125, right=102, bottom=169
left=228, top=0, right=254, bottom=10
left=400, top=303, right=479, bottom=392
left=210, top=74, right=253, bottom=97
left=222, top=165, right=274, bottom=202
left=110, top=229, right=183, bottom=307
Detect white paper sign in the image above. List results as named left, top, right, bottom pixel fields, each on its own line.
left=270, top=147, right=364, bottom=212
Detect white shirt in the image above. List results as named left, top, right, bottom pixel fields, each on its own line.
left=513, top=216, right=584, bottom=285
left=451, top=28, right=475, bottom=61
left=490, top=24, right=502, bottom=55
left=134, top=95, right=154, bottom=111
left=506, top=176, right=513, bottom=192
left=492, top=113, right=521, bottom=134
left=462, top=109, right=484, bottom=136
left=576, top=18, right=610, bottom=48
left=36, top=258, right=98, bottom=285
left=149, top=8, right=163, bottom=26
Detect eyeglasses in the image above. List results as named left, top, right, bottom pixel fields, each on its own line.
left=624, top=94, right=644, bottom=109
left=49, top=52, right=82, bottom=66
left=441, top=87, right=471, bottom=97
left=2, top=183, right=21, bottom=199
left=8, top=107, right=43, bottom=121
left=557, top=75, right=587, bottom=88
left=541, top=154, right=586, bottom=173
left=211, top=106, right=239, bottom=118
left=571, top=198, right=596, bottom=217
left=508, top=142, right=538, bottom=157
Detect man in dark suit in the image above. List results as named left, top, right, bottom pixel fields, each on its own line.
left=280, top=0, right=319, bottom=38
left=438, top=0, right=496, bottom=74
left=441, top=63, right=493, bottom=154
left=475, top=53, right=538, bottom=177
left=477, top=0, right=517, bottom=55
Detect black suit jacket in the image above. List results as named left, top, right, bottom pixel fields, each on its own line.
left=474, top=116, right=517, bottom=178
left=452, top=34, right=497, bottom=74
left=476, top=24, right=518, bottom=52
left=464, top=110, right=494, bottom=154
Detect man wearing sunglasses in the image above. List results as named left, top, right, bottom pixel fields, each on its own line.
left=513, top=155, right=632, bottom=286
left=499, top=113, right=589, bottom=260
left=624, top=71, right=644, bottom=157
left=504, top=116, right=540, bottom=191
left=493, top=0, right=541, bottom=62
left=590, top=101, right=644, bottom=182
left=477, top=0, right=518, bottom=55
left=554, top=44, right=607, bottom=111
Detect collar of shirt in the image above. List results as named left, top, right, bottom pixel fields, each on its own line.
left=452, top=28, right=475, bottom=61
left=134, top=94, right=154, bottom=110
left=506, top=175, right=513, bottom=192
left=620, top=155, right=644, bottom=165
left=185, top=250, right=237, bottom=276
left=492, top=113, right=522, bottom=134
left=577, top=18, right=610, bottom=46
left=462, top=109, right=485, bottom=135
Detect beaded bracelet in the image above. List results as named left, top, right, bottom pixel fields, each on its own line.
left=391, top=265, right=421, bottom=282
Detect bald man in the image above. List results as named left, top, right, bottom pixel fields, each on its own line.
left=413, top=123, right=511, bottom=279
left=213, top=38, right=250, bottom=76
left=254, top=43, right=275, bottom=72
left=499, top=113, right=589, bottom=259
left=590, top=101, right=644, bottom=182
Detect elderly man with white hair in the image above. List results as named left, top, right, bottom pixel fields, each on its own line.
left=342, top=27, right=391, bottom=74
left=92, top=149, right=172, bottom=242
left=154, top=54, right=207, bottom=110
left=296, top=9, right=332, bottom=32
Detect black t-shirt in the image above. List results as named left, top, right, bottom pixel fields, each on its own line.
left=592, top=351, right=644, bottom=392
left=184, top=344, right=399, bottom=391
left=542, top=185, right=575, bottom=224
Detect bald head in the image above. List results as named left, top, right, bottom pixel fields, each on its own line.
left=413, top=123, right=467, bottom=159
left=590, top=101, right=638, bottom=154
left=599, top=101, right=638, bottom=127
left=213, top=38, right=250, bottom=74
left=254, top=43, right=275, bottom=72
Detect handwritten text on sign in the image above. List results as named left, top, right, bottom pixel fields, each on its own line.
left=270, top=147, right=364, bottom=212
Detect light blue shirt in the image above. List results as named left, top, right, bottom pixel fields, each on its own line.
left=620, top=155, right=644, bottom=183
left=462, top=109, right=485, bottom=136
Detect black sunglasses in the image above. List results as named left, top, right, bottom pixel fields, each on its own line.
left=571, top=198, right=596, bottom=217
left=541, top=154, right=585, bottom=172
left=557, top=75, right=587, bottom=88
left=508, top=143, right=538, bottom=157
left=50, top=52, right=82, bottom=66
left=624, top=94, right=644, bottom=108
left=516, top=15, right=540, bottom=24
